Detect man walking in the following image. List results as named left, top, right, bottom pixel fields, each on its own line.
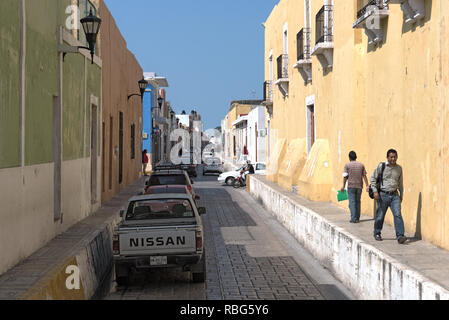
left=370, top=149, right=407, bottom=244
left=341, top=151, right=369, bottom=223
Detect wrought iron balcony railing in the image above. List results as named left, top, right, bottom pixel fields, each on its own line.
left=263, top=81, right=273, bottom=102
left=296, top=28, right=311, bottom=61
left=357, top=0, right=386, bottom=19
left=315, top=5, right=333, bottom=45
left=277, top=54, right=289, bottom=79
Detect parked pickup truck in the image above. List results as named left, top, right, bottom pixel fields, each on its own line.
left=113, top=193, right=207, bottom=285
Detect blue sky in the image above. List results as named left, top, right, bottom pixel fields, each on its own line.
left=104, top=0, right=279, bottom=130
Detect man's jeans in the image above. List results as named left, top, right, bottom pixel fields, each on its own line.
left=374, top=191, right=405, bottom=239
left=347, top=188, right=362, bottom=222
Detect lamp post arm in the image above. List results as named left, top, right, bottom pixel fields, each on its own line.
left=127, top=93, right=143, bottom=100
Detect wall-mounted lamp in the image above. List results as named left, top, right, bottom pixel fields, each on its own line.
left=128, top=78, right=149, bottom=101
left=60, top=9, right=102, bottom=64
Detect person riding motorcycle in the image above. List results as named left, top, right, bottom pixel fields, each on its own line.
left=241, top=160, right=255, bottom=183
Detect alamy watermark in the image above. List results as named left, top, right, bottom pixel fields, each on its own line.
left=65, top=265, right=80, bottom=290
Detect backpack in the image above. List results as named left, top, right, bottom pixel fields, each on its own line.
left=369, top=162, right=386, bottom=199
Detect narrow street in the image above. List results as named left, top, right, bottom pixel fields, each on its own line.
left=103, top=168, right=353, bottom=300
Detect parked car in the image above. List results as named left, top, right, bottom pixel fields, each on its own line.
left=113, top=194, right=207, bottom=285
left=202, top=157, right=224, bottom=175
left=202, top=151, right=213, bottom=164
left=180, top=154, right=198, bottom=177
left=145, top=170, right=196, bottom=199
left=144, top=184, right=201, bottom=203
left=154, top=162, right=181, bottom=172
left=217, top=162, right=266, bottom=186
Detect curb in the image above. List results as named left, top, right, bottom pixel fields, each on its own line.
left=19, top=215, right=119, bottom=300
left=249, top=175, right=449, bottom=300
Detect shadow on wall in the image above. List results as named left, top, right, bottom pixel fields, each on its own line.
left=401, top=0, right=432, bottom=34
left=296, top=139, right=334, bottom=202
left=278, top=138, right=308, bottom=191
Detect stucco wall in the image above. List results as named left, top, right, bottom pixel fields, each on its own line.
left=264, top=0, right=449, bottom=249
left=99, top=0, right=143, bottom=204
left=0, top=0, right=102, bottom=275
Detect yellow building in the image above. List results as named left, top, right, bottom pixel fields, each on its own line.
left=223, top=101, right=255, bottom=161
left=264, top=0, right=449, bottom=250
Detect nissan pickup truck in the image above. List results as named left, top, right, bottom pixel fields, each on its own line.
left=113, top=193, right=207, bottom=285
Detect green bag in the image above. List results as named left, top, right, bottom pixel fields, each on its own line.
left=337, top=190, right=348, bottom=202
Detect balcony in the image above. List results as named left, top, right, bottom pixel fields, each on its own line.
left=293, top=28, right=312, bottom=84
left=401, top=0, right=425, bottom=25
left=311, top=5, right=334, bottom=70
left=353, top=0, right=389, bottom=46
left=263, top=81, right=273, bottom=106
left=274, top=54, right=289, bottom=97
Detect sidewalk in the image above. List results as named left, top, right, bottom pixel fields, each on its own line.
left=248, top=175, right=449, bottom=300
left=0, top=177, right=145, bottom=300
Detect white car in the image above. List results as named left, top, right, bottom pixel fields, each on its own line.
left=217, top=162, right=266, bottom=186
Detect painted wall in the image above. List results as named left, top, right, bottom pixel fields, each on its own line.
left=264, top=0, right=449, bottom=249
left=99, top=0, right=143, bottom=204
left=0, top=0, right=102, bottom=275
left=142, top=83, right=155, bottom=154
left=248, top=106, right=266, bottom=163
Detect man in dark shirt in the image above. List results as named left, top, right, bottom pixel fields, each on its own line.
left=242, top=160, right=255, bottom=182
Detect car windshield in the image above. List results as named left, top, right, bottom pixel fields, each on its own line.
left=147, top=187, right=187, bottom=194
left=148, top=175, right=186, bottom=186
left=126, top=199, right=194, bottom=220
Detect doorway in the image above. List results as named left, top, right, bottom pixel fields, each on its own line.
left=307, top=104, right=315, bottom=153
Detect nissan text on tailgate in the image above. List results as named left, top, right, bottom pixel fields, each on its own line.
left=113, top=193, right=207, bottom=285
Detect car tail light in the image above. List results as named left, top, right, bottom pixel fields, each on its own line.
left=113, top=234, right=119, bottom=254
left=196, top=231, right=203, bottom=252
left=187, top=184, right=193, bottom=192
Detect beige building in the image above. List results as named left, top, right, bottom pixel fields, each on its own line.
left=99, top=0, right=144, bottom=204
left=264, top=0, right=449, bottom=250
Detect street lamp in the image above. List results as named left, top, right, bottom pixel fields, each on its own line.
left=128, top=78, right=148, bottom=100
left=80, top=9, right=102, bottom=64
left=60, top=8, right=102, bottom=64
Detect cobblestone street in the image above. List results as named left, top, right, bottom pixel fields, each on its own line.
left=104, top=172, right=348, bottom=300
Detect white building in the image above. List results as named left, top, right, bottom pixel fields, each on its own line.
left=247, top=106, right=266, bottom=163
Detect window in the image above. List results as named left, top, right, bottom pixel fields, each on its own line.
left=119, top=112, right=123, bottom=184
left=315, top=5, right=333, bottom=45
left=77, top=0, right=97, bottom=52
left=109, top=116, right=113, bottom=190
left=148, top=175, right=187, bottom=186
left=126, top=199, right=194, bottom=221
left=131, top=124, right=135, bottom=159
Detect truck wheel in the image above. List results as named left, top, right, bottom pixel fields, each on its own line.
left=191, top=249, right=206, bottom=283
left=192, top=272, right=205, bottom=283
left=116, top=276, right=129, bottom=286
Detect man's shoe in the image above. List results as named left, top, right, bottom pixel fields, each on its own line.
left=355, top=219, right=360, bottom=223
left=398, top=236, right=407, bottom=244
left=374, top=234, right=382, bottom=241
left=349, top=220, right=355, bottom=223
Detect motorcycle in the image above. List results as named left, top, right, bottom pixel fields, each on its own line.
left=233, top=171, right=246, bottom=188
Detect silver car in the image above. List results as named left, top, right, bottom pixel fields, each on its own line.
left=202, top=157, right=224, bottom=175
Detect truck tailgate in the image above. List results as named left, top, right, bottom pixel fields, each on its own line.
left=118, top=227, right=197, bottom=256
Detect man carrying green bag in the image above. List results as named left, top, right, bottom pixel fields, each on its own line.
left=341, top=151, right=369, bottom=223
